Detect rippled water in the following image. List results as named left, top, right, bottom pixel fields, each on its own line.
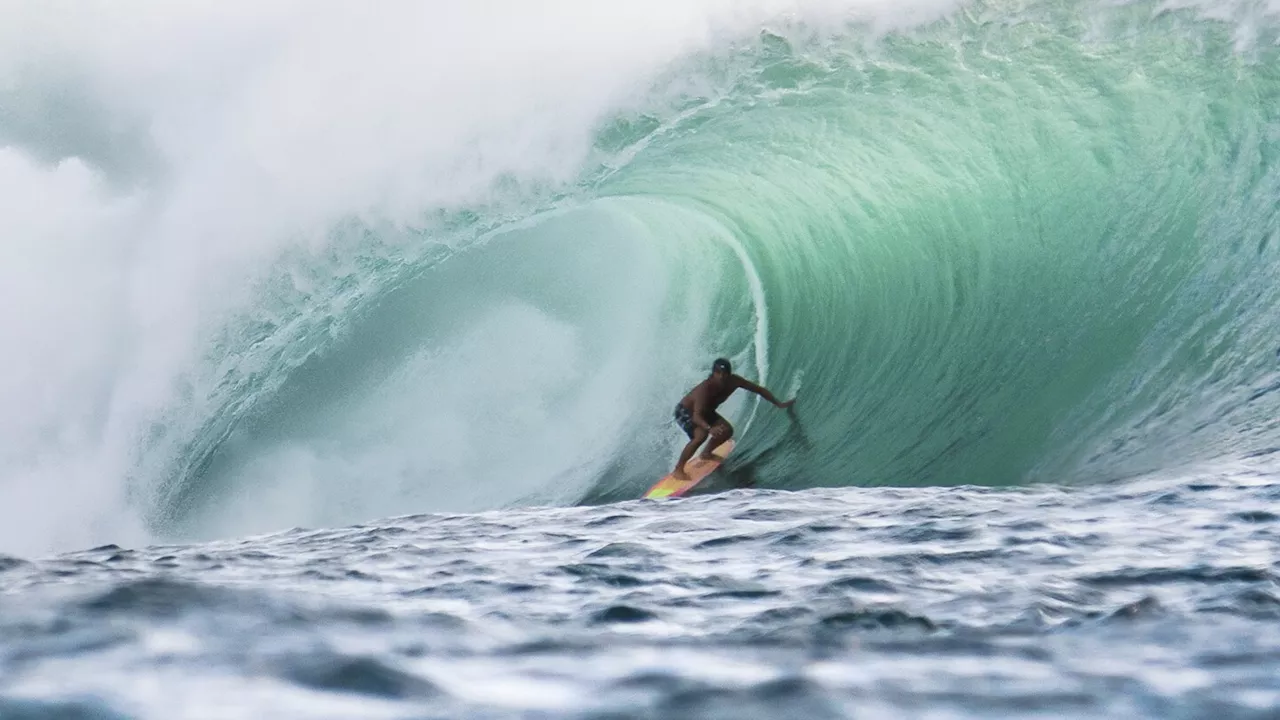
left=3, top=473, right=1279, bottom=719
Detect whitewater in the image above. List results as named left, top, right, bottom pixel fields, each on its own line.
left=3, top=0, right=1280, bottom=716
left=2, top=0, right=1278, bottom=550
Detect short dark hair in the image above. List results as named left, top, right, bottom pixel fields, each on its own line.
left=712, top=358, right=732, bottom=374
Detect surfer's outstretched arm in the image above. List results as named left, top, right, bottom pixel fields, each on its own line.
left=735, top=376, right=795, bottom=409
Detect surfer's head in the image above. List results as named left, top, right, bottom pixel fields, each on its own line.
left=711, top=358, right=732, bottom=377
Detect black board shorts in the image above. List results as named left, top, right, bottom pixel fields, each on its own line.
left=674, top=404, right=722, bottom=439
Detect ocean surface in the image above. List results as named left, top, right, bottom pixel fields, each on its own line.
left=5, top=475, right=1280, bottom=718
left=3, top=0, right=1280, bottom=716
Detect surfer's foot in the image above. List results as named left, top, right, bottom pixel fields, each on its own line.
left=672, top=470, right=690, bottom=482
left=698, top=452, right=718, bottom=461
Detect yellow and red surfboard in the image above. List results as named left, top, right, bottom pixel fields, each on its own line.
left=643, top=440, right=735, bottom=499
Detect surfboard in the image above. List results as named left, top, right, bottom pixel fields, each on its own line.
left=644, top=440, right=735, bottom=499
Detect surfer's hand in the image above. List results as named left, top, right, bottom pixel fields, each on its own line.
left=777, top=399, right=795, bottom=410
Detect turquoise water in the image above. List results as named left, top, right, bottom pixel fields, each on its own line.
left=146, top=0, right=1280, bottom=540
left=597, top=2, right=1280, bottom=492
left=3, top=1, right=1278, bottom=545
left=6, top=3, right=1280, bottom=717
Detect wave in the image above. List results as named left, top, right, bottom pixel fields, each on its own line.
left=3, top=0, right=1280, bottom=548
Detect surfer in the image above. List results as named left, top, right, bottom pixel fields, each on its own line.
left=671, top=358, right=794, bottom=481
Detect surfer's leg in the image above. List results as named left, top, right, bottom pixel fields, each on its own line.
left=673, top=427, right=708, bottom=481
left=700, top=418, right=733, bottom=460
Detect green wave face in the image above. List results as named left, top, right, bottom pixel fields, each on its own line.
left=593, top=1, right=1280, bottom=492
left=160, top=0, right=1280, bottom=536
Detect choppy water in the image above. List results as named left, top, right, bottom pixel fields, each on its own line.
left=6, top=0, right=1280, bottom=716
left=5, top=475, right=1279, bottom=719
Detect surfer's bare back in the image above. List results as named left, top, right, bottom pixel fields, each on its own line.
left=671, top=358, right=794, bottom=481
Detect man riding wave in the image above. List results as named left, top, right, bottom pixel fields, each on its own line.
left=671, top=358, right=794, bottom=481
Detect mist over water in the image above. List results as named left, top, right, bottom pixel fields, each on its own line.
left=3, top=0, right=1280, bottom=554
